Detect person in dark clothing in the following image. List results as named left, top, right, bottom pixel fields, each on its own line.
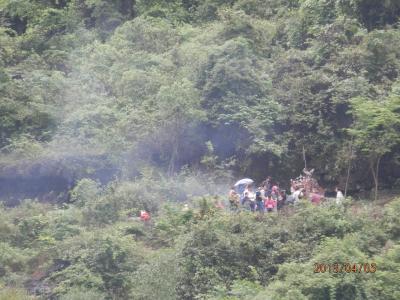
left=277, top=190, right=286, bottom=210
left=249, top=200, right=256, bottom=212
left=255, top=188, right=264, bottom=213
left=263, top=176, right=272, bottom=192
left=242, top=192, right=250, bottom=210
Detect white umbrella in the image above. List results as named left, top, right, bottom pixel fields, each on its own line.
left=234, top=178, right=254, bottom=187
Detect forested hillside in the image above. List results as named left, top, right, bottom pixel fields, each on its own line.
left=0, top=0, right=400, bottom=299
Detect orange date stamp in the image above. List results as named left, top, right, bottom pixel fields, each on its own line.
left=314, top=263, right=376, bottom=273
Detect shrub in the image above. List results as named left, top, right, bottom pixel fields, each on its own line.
left=48, top=228, right=144, bottom=299
left=0, top=288, right=33, bottom=300
left=59, top=287, right=106, bottom=300
left=69, top=179, right=100, bottom=207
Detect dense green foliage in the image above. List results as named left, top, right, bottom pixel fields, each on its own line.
left=0, top=184, right=400, bottom=299
left=1, top=0, right=400, bottom=299
left=1, top=0, right=400, bottom=190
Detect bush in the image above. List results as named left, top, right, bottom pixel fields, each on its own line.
left=59, top=287, right=106, bottom=300
left=365, top=242, right=400, bottom=300
left=130, top=250, right=179, bottom=300
left=382, top=197, right=400, bottom=239
left=262, top=235, right=369, bottom=300
left=0, top=288, right=33, bottom=300
left=69, top=179, right=100, bottom=207
left=0, top=243, right=29, bottom=277
left=48, top=228, right=144, bottom=299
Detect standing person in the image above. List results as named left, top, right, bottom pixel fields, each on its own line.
left=241, top=184, right=251, bottom=205
left=292, top=187, right=303, bottom=203
left=140, top=210, right=151, bottom=222
left=272, top=183, right=279, bottom=194
left=277, top=190, right=286, bottom=210
left=249, top=197, right=256, bottom=212
left=228, top=186, right=239, bottom=211
left=255, top=188, right=264, bottom=213
left=336, top=187, right=344, bottom=204
left=271, top=183, right=279, bottom=200
left=242, top=192, right=251, bottom=211
left=263, top=176, right=271, bottom=197
left=271, top=184, right=279, bottom=212
left=259, top=186, right=266, bottom=200
left=290, top=179, right=296, bottom=194
left=264, top=196, right=276, bottom=213
left=262, top=177, right=269, bottom=189
left=247, top=186, right=256, bottom=212
left=286, top=194, right=295, bottom=204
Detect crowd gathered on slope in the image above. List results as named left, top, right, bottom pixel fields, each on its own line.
left=227, top=168, right=345, bottom=213
left=136, top=168, right=346, bottom=222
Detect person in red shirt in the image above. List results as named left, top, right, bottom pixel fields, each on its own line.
left=140, top=210, right=151, bottom=222
left=264, top=196, right=276, bottom=212
left=271, top=184, right=279, bottom=194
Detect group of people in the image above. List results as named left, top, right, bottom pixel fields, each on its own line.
left=228, top=177, right=285, bottom=213
left=229, top=169, right=346, bottom=213
left=136, top=170, right=346, bottom=221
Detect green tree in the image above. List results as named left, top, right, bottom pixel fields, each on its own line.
left=349, top=95, right=400, bottom=200
left=153, top=79, right=206, bottom=175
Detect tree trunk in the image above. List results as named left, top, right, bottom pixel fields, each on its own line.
left=302, top=145, right=307, bottom=169
left=370, top=156, right=381, bottom=201
left=344, top=138, right=354, bottom=198
left=167, top=119, right=181, bottom=176
left=168, top=142, right=178, bottom=176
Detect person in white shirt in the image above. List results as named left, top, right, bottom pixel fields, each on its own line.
left=292, top=187, right=303, bottom=203
left=336, top=187, right=344, bottom=204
